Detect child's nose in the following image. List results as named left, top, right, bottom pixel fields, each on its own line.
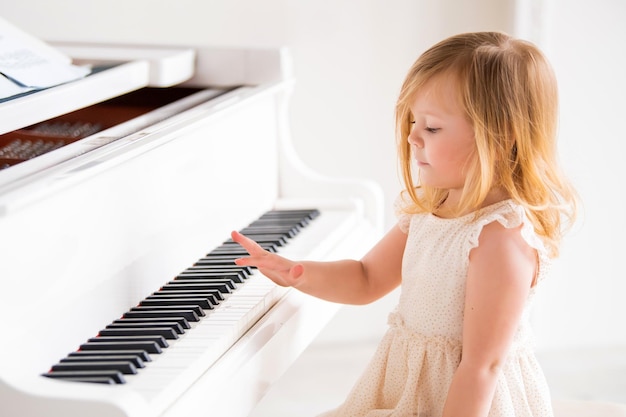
left=408, top=131, right=424, bottom=148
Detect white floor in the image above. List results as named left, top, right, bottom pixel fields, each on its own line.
left=249, top=299, right=626, bottom=417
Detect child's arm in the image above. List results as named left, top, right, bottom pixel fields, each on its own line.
left=442, top=221, right=537, bottom=417
left=230, top=223, right=407, bottom=305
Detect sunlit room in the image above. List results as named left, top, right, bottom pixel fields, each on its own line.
left=1, top=0, right=625, bottom=416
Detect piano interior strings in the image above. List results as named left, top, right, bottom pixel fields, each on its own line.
left=0, top=86, right=229, bottom=171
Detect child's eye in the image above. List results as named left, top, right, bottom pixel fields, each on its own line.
left=425, top=126, right=440, bottom=133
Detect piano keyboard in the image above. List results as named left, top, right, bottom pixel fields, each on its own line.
left=42, top=208, right=320, bottom=386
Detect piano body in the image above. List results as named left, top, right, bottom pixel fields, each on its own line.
left=0, top=38, right=384, bottom=417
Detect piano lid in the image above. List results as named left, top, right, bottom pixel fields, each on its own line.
left=0, top=45, right=196, bottom=137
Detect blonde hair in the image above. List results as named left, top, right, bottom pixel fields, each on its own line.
left=396, top=31, right=578, bottom=257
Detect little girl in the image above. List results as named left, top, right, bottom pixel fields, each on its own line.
left=232, top=31, right=578, bottom=417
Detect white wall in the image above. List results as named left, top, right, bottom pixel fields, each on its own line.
left=530, top=0, right=626, bottom=350
left=1, top=0, right=516, bottom=229
left=3, top=0, right=625, bottom=351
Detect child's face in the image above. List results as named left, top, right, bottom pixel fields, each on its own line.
left=407, top=77, right=475, bottom=193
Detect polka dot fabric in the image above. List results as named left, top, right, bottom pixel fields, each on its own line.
left=318, top=196, right=554, bottom=417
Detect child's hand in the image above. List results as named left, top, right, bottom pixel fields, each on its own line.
left=230, top=230, right=304, bottom=287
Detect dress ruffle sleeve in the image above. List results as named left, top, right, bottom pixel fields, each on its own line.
left=465, top=201, right=551, bottom=285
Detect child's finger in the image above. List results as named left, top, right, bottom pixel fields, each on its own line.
left=230, top=230, right=264, bottom=255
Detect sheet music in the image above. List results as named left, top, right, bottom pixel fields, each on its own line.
left=0, top=72, right=32, bottom=98
left=0, top=17, right=90, bottom=100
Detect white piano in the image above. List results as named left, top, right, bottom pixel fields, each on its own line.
left=0, top=23, right=383, bottom=417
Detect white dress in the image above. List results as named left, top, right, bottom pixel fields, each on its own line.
left=319, top=198, right=554, bottom=417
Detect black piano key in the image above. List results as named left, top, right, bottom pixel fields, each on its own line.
left=176, top=271, right=246, bottom=283
left=99, top=327, right=179, bottom=340
left=161, top=281, right=232, bottom=295
left=207, top=247, right=258, bottom=254
left=196, top=254, right=240, bottom=261
left=107, top=320, right=185, bottom=335
left=252, top=215, right=309, bottom=224
left=222, top=234, right=288, bottom=247
left=151, top=289, right=224, bottom=302
left=252, top=216, right=307, bottom=225
left=193, top=258, right=240, bottom=267
left=170, top=277, right=237, bottom=289
left=147, top=293, right=219, bottom=306
left=208, top=241, right=277, bottom=253
left=263, top=208, right=320, bottom=219
left=194, top=256, right=255, bottom=266
left=51, top=361, right=138, bottom=375
left=129, top=304, right=204, bottom=319
left=183, top=266, right=253, bottom=279
left=43, top=370, right=125, bottom=384
left=80, top=341, right=162, bottom=354
left=58, top=376, right=117, bottom=384
left=140, top=297, right=213, bottom=310
left=208, top=266, right=254, bottom=275
left=113, top=316, right=191, bottom=330
left=88, top=335, right=168, bottom=348
left=239, top=226, right=298, bottom=237
left=123, top=309, right=200, bottom=323
left=246, top=231, right=293, bottom=240
left=254, top=218, right=308, bottom=228
left=61, top=354, right=145, bottom=368
left=243, top=218, right=303, bottom=226
left=70, top=349, right=151, bottom=362
left=208, top=245, right=276, bottom=254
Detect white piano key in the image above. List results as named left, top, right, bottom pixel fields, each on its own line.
left=119, top=272, right=282, bottom=399
left=113, top=209, right=350, bottom=408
